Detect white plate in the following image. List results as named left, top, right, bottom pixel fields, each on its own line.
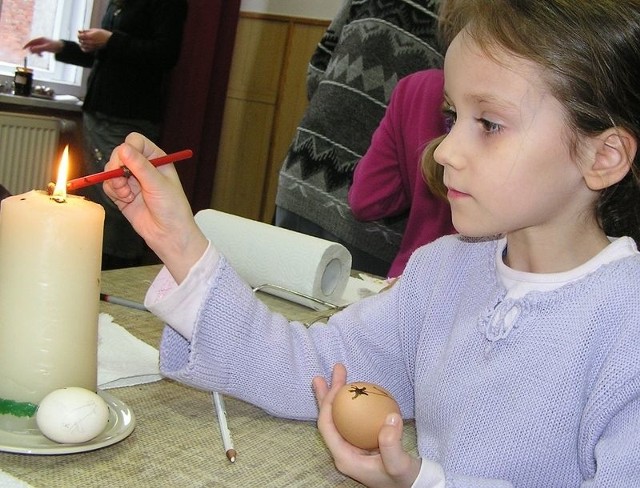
left=0, top=390, right=135, bottom=455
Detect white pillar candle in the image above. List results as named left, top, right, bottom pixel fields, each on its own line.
left=0, top=188, right=104, bottom=433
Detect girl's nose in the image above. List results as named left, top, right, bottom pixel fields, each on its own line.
left=434, top=130, right=456, bottom=169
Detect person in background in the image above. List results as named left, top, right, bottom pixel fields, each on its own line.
left=103, top=0, right=640, bottom=485
left=24, top=0, right=188, bottom=269
left=348, top=69, right=456, bottom=278
left=274, top=0, right=445, bottom=277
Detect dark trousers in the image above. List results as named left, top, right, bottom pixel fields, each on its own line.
left=81, top=112, right=160, bottom=266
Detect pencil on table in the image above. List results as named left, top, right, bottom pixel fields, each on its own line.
left=100, top=293, right=148, bottom=312
left=212, top=391, right=236, bottom=463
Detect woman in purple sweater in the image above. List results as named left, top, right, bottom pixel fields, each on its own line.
left=348, top=69, right=455, bottom=278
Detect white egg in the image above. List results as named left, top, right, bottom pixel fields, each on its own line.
left=36, top=387, right=110, bottom=444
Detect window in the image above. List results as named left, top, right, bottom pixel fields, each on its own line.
left=0, top=0, right=94, bottom=97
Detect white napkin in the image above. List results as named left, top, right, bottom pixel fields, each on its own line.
left=338, top=275, right=389, bottom=306
left=97, top=313, right=162, bottom=389
left=195, top=209, right=352, bottom=310
left=0, top=469, right=33, bottom=488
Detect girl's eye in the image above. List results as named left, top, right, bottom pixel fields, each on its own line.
left=479, top=118, right=503, bottom=135
left=442, top=107, right=456, bottom=133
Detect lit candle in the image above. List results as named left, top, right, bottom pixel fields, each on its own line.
left=0, top=147, right=105, bottom=433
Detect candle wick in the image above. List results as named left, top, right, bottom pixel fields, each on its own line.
left=46, top=182, right=66, bottom=202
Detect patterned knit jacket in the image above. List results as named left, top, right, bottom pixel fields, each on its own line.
left=275, top=0, right=443, bottom=266
left=159, top=235, right=640, bottom=487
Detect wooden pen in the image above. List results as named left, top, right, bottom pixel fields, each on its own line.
left=66, top=149, right=193, bottom=191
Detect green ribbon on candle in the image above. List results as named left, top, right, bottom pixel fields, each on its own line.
left=0, top=397, right=38, bottom=417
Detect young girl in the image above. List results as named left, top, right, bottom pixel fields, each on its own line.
left=104, top=1, right=640, bottom=486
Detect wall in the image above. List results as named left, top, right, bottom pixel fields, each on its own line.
left=213, top=2, right=344, bottom=222
left=212, top=12, right=331, bottom=223
left=240, top=0, right=342, bottom=19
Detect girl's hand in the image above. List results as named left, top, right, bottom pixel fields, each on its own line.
left=312, top=364, right=421, bottom=487
left=102, top=132, right=208, bottom=283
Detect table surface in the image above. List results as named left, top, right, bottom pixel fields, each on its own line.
left=0, top=265, right=417, bottom=487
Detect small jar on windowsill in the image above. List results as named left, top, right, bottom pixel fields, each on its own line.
left=13, top=67, right=33, bottom=97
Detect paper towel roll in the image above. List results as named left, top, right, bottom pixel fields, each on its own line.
left=194, top=209, right=352, bottom=309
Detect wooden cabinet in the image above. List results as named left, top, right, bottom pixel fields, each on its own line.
left=212, top=13, right=328, bottom=223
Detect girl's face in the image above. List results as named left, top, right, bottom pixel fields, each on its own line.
left=435, top=31, right=597, bottom=241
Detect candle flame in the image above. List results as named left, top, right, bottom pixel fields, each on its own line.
left=51, top=146, right=69, bottom=202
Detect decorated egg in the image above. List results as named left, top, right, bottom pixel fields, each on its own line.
left=332, top=381, right=401, bottom=450
left=36, top=387, right=109, bottom=444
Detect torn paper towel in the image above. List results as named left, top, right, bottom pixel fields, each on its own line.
left=98, top=313, right=162, bottom=389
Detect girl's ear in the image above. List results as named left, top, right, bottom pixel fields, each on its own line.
left=583, top=127, right=636, bottom=190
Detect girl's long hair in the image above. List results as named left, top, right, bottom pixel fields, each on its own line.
left=425, top=0, right=640, bottom=244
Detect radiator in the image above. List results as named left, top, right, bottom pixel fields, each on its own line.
left=0, top=112, right=66, bottom=195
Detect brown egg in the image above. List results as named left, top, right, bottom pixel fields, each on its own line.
left=331, top=381, right=401, bottom=450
